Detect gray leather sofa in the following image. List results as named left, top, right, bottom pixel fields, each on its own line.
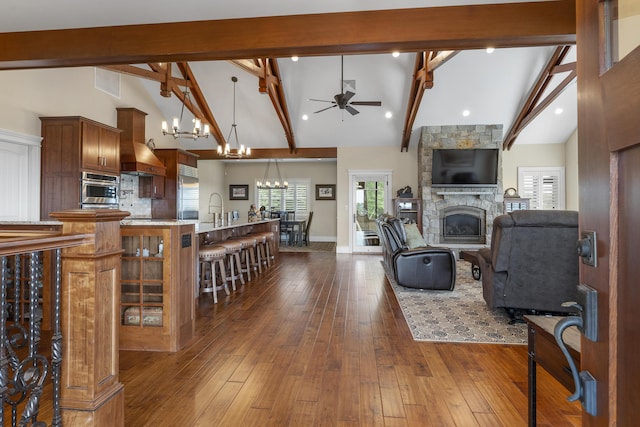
left=377, top=216, right=456, bottom=290
left=477, top=210, right=579, bottom=314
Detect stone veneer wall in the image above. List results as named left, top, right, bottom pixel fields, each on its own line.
left=417, top=125, right=504, bottom=248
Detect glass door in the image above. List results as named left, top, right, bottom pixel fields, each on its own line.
left=349, top=171, right=391, bottom=253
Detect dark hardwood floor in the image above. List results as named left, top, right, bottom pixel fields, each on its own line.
left=119, top=252, right=581, bottom=426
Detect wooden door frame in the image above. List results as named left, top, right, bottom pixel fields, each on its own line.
left=577, top=0, right=640, bottom=424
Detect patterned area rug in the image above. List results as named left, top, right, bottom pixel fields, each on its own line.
left=385, top=261, right=527, bottom=345
left=279, top=241, right=336, bottom=253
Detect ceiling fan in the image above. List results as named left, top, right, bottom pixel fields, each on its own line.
left=310, top=56, right=382, bottom=116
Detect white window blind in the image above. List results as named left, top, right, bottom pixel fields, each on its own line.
left=257, top=180, right=309, bottom=214
left=518, top=167, right=565, bottom=210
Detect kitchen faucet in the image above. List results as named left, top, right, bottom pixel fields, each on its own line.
left=208, top=192, right=224, bottom=224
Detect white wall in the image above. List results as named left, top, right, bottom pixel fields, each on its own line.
left=0, top=68, right=173, bottom=145
left=220, top=160, right=338, bottom=241
left=336, top=144, right=419, bottom=249
left=501, top=140, right=579, bottom=211
left=564, top=130, right=579, bottom=211
left=197, top=159, right=229, bottom=222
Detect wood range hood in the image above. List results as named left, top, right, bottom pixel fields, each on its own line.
left=117, top=107, right=166, bottom=177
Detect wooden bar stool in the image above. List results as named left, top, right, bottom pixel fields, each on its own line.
left=217, top=240, right=245, bottom=291
left=252, top=231, right=275, bottom=268
left=252, top=233, right=267, bottom=274
left=199, top=245, right=229, bottom=304
left=232, top=235, right=258, bottom=281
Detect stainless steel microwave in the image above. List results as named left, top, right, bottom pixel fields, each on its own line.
left=81, top=172, right=119, bottom=208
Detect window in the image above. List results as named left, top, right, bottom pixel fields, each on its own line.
left=518, top=167, right=565, bottom=210
left=257, top=180, right=309, bottom=214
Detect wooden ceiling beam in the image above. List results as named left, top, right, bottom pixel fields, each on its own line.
left=259, top=58, right=296, bottom=152
left=229, top=57, right=297, bottom=151
left=190, top=147, right=336, bottom=160
left=228, top=59, right=263, bottom=77
left=0, top=1, right=575, bottom=69
left=401, top=50, right=458, bottom=151
left=503, top=45, right=575, bottom=150
left=175, top=62, right=226, bottom=147
left=100, top=64, right=163, bottom=82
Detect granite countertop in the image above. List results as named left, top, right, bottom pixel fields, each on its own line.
left=0, top=220, right=62, bottom=225
left=120, top=219, right=198, bottom=226
left=119, top=218, right=277, bottom=233
left=196, top=219, right=277, bottom=234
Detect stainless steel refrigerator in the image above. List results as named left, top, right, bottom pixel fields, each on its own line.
left=177, top=164, right=199, bottom=220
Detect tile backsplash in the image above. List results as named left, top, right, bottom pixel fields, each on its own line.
left=119, top=174, right=152, bottom=218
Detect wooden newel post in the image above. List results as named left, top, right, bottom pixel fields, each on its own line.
left=50, top=209, right=130, bottom=426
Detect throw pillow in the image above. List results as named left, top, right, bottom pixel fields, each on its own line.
left=403, top=223, right=427, bottom=248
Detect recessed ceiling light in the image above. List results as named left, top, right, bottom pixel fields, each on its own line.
left=385, top=111, right=393, bottom=119
left=555, top=108, right=563, bottom=115
left=462, top=110, right=470, bottom=117
left=392, top=51, right=400, bottom=58
left=302, top=114, right=308, bottom=120
left=486, top=47, right=495, bottom=54
left=291, top=56, right=299, bottom=62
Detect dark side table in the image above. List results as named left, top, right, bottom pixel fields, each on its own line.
left=524, top=315, right=581, bottom=427
left=459, top=250, right=482, bottom=280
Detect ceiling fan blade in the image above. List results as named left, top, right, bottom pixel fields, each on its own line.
left=342, top=91, right=355, bottom=103
left=309, top=98, right=334, bottom=103
left=345, top=105, right=360, bottom=115
left=350, top=101, right=382, bottom=106
left=314, top=105, right=338, bottom=114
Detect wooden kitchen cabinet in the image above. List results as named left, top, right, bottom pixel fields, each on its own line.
left=138, top=175, right=165, bottom=199
left=120, top=223, right=195, bottom=352
left=151, top=149, right=199, bottom=219
left=40, top=116, right=121, bottom=219
left=80, top=120, right=120, bottom=174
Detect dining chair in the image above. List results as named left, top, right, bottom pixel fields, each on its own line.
left=301, top=211, right=313, bottom=246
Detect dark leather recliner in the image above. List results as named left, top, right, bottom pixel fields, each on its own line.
left=477, top=210, right=579, bottom=314
left=377, top=217, right=456, bottom=290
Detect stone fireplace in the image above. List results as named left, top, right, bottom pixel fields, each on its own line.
left=417, top=125, right=504, bottom=248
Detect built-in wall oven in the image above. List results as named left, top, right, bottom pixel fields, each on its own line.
left=81, top=171, right=119, bottom=209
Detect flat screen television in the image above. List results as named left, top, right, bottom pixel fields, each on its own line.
left=431, top=148, right=499, bottom=187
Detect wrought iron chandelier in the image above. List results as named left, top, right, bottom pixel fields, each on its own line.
left=161, top=79, right=210, bottom=140
left=257, top=159, right=288, bottom=189
left=217, top=76, right=251, bottom=159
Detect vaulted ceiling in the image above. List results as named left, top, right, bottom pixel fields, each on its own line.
left=0, top=0, right=577, bottom=159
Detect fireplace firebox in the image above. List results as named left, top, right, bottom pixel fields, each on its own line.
left=440, top=206, right=486, bottom=244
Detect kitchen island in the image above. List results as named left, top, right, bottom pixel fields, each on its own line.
left=120, top=220, right=196, bottom=352
left=118, top=218, right=280, bottom=352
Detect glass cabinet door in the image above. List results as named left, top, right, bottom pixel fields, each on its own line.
left=121, top=230, right=167, bottom=327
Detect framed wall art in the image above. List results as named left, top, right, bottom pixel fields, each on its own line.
left=229, top=184, right=249, bottom=200
left=315, top=184, right=336, bottom=200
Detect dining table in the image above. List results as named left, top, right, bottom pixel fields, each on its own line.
left=280, top=219, right=307, bottom=246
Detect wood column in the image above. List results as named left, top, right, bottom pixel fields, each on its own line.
left=50, top=209, right=129, bottom=427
